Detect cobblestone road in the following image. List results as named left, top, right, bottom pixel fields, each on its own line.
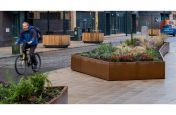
left=0, top=45, right=99, bottom=82
left=0, top=36, right=127, bottom=82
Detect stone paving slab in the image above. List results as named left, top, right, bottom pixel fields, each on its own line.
left=47, top=52, right=176, bottom=104
left=47, top=49, right=176, bottom=104
left=47, top=67, right=169, bottom=104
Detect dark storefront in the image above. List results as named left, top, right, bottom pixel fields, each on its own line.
left=98, top=11, right=132, bottom=36
left=0, top=11, right=72, bottom=47
left=0, top=12, right=25, bottom=47
left=76, top=11, right=95, bottom=33
left=24, top=11, right=71, bottom=35
left=138, top=11, right=171, bottom=31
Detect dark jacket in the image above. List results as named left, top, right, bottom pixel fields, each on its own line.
left=16, top=26, right=38, bottom=45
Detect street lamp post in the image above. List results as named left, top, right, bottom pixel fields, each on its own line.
left=125, top=11, right=128, bottom=36
left=151, top=13, right=153, bottom=37
left=92, top=17, right=95, bottom=32
left=111, top=13, right=114, bottom=34
left=131, top=12, right=133, bottom=40
left=47, top=11, right=50, bottom=34
left=89, top=12, right=92, bottom=32
left=63, top=11, right=66, bottom=34
left=116, top=13, right=120, bottom=34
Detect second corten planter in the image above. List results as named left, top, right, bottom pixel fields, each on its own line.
left=43, top=35, right=70, bottom=48
left=71, top=54, right=165, bottom=81
left=82, top=32, right=104, bottom=43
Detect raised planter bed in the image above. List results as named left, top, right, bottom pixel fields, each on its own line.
left=71, top=54, right=165, bottom=81
left=82, top=32, right=104, bottom=43
left=148, top=29, right=160, bottom=36
left=47, top=86, right=68, bottom=104
left=0, top=74, right=68, bottom=104
left=42, top=35, right=70, bottom=48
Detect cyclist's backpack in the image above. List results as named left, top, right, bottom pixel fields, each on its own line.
left=31, top=26, right=42, bottom=41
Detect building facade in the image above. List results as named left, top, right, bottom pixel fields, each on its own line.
left=0, top=11, right=173, bottom=47
left=137, top=11, right=171, bottom=32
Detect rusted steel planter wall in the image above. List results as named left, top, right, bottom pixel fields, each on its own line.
left=71, top=54, right=165, bottom=81
left=71, top=43, right=168, bottom=81
left=43, top=35, right=70, bottom=48
left=47, top=86, right=68, bottom=104
left=82, top=32, right=104, bottom=43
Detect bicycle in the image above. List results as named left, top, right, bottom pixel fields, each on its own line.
left=14, top=43, right=41, bottom=75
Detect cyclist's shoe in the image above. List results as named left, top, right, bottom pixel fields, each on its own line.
left=32, top=64, right=37, bottom=70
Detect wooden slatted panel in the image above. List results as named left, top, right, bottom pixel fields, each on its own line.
left=148, top=29, right=160, bottom=36
left=43, top=35, right=70, bottom=46
left=82, top=32, right=104, bottom=42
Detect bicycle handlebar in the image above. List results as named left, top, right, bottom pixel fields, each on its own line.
left=16, top=42, right=29, bottom=46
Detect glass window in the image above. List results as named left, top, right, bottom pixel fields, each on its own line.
left=40, top=12, right=61, bottom=20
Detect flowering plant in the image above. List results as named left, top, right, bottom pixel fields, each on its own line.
left=135, top=53, right=153, bottom=61
left=129, top=46, right=146, bottom=55
left=80, top=36, right=162, bottom=62
left=111, top=54, right=135, bottom=62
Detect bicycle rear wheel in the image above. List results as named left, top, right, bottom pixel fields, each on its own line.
left=15, top=55, right=27, bottom=75
left=32, top=53, right=41, bottom=72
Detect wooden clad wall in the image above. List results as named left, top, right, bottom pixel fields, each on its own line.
left=43, top=35, right=70, bottom=46
left=148, top=29, right=160, bottom=36
left=82, top=32, right=104, bottom=43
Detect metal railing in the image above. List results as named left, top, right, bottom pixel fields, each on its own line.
left=159, top=42, right=169, bottom=60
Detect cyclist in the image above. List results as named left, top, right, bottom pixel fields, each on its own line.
left=15, top=22, right=39, bottom=69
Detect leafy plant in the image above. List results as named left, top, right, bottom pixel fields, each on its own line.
left=12, top=78, right=33, bottom=103
left=146, top=48, right=161, bottom=61
left=29, top=73, right=52, bottom=95
left=115, top=44, right=132, bottom=55
left=0, top=73, right=59, bottom=104
left=0, top=84, right=9, bottom=102
left=111, top=54, right=135, bottom=62
left=124, top=38, right=140, bottom=46
left=80, top=38, right=162, bottom=62
left=146, top=37, right=164, bottom=49
left=81, top=43, right=116, bottom=60
left=135, top=53, right=153, bottom=61
left=129, top=46, right=146, bottom=55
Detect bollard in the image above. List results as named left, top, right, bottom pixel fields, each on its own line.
left=12, top=37, right=20, bottom=54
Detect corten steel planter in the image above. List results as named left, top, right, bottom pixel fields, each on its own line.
left=43, top=35, right=70, bottom=48
left=82, top=32, right=104, bottom=43
left=109, top=62, right=137, bottom=80
left=71, top=54, right=109, bottom=80
left=71, top=54, right=165, bottom=81
left=47, top=86, right=68, bottom=104
left=136, top=62, right=165, bottom=80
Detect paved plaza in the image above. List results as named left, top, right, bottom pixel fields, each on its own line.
left=47, top=38, right=176, bottom=104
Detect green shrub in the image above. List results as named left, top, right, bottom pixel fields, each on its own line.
left=146, top=48, right=161, bottom=61
left=29, top=73, right=51, bottom=95
left=0, top=73, right=54, bottom=104
left=12, top=78, right=33, bottom=103
left=81, top=43, right=116, bottom=60
left=0, top=79, right=33, bottom=104
left=80, top=41, right=162, bottom=62
left=111, top=54, right=135, bottom=62
left=124, top=38, right=140, bottom=46
left=0, top=84, right=10, bottom=103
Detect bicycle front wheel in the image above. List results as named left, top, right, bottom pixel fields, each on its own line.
left=15, top=55, right=27, bottom=75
